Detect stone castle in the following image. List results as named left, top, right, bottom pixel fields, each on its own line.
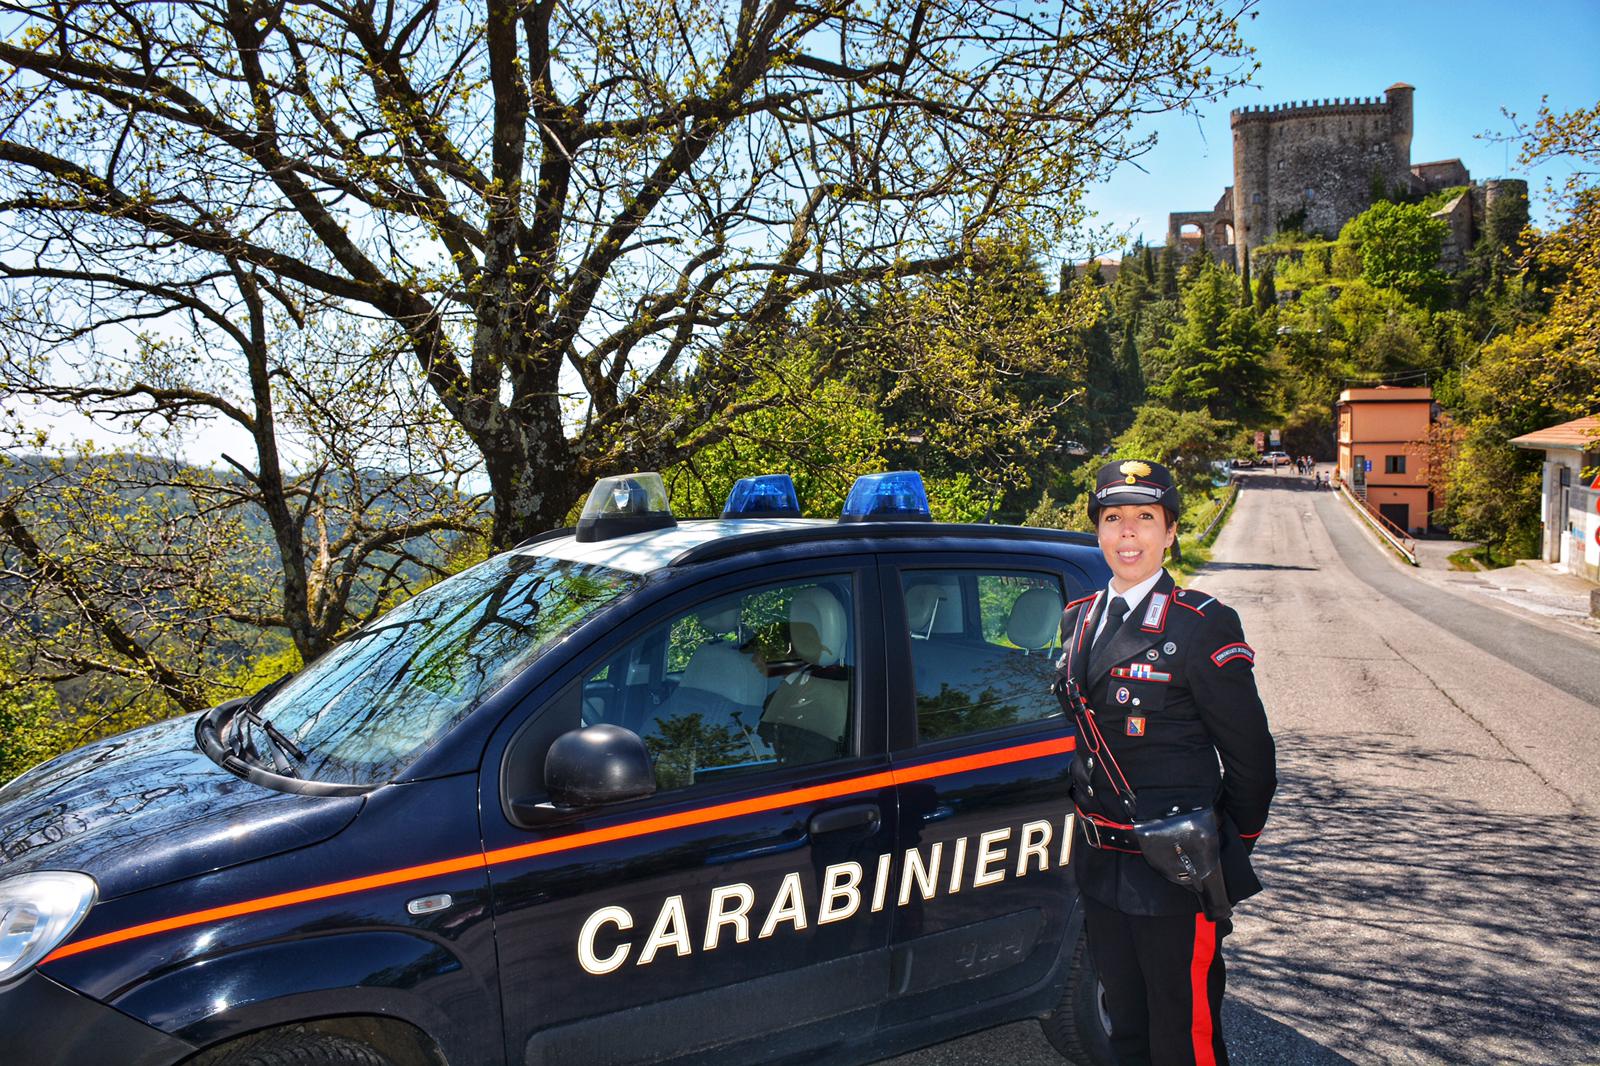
left=1167, top=83, right=1526, bottom=271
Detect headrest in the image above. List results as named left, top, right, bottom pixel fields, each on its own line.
left=696, top=602, right=741, bottom=634
left=902, top=578, right=963, bottom=635
left=679, top=642, right=767, bottom=707
left=790, top=587, right=847, bottom=667
left=1006, top=587, right=1064, bottom=651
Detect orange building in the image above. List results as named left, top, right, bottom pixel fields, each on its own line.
left=1336, top=385, right=1436, bottom=534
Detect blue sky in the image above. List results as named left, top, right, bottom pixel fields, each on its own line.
left=1079, top=0, right=1600, bottom=256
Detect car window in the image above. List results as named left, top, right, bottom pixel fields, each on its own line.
left=900, top=569, right=1064, bottom=742
left=583, top=575, right=856, bottom=791
left=259, top=553, right=642, bottom=785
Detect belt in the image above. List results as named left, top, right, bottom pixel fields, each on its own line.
left=1075, top=806, right=1141, bottom=853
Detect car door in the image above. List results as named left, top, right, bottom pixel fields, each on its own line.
left=479, top=556, right=897, bottom=1066
left=877, top=551, right=1093, bottom=1026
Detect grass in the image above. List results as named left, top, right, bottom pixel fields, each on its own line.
left=1169, top=481, right=1238, bottom=585
left=1446, top=544, right=1518, bottom=571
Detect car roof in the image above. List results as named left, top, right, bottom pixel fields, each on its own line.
left=518, top=518, right=1101, bottom=576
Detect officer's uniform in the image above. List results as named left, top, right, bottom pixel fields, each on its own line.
left=1060, top=464, right=1276, bottom=1066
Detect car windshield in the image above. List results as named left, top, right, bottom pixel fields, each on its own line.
left=249, top=552, right=642, bottom=785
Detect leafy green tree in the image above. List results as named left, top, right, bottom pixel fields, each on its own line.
left=1338, top=201, right=1449, bottom=304
left=1148, top=261, right=1273, bottom=423
left=0, top=0, right=1258, bottom=546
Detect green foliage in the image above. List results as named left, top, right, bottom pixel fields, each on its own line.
left=1338, top=201, right=1449, bottom=304
left=1147, top=260, right=1273, bottom=423
left=0, top=650, right=72, bottom=786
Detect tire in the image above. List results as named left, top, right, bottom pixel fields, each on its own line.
left=1040, top=927, right=1116, bottom=1066
left=198, top=1028, right=397, bottom=1066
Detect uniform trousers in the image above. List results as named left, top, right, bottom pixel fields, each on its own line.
left=1081, top=895, right=1231, bottom=1066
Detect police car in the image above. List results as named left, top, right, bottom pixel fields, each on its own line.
left=0, top=472, right=1115, bottom=1066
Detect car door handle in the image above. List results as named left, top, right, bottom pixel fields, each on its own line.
left=809, top=803, right=881, bottom=837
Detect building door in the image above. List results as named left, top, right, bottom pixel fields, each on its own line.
left=1379, top=503, right=1409, bottom=532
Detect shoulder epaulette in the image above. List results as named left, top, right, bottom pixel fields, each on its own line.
left=1174, top=587, right=1216, bottom=615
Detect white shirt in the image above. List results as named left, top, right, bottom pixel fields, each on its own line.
left=1092, top=569, right=1166, bottom=644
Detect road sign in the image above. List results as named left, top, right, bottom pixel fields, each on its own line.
left=1364, top=459, right=1372, bottom=473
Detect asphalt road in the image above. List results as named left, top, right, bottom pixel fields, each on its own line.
left=882, top=472, right=1600, bottom=1066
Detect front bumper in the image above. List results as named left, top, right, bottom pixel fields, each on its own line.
left=0, top=971, right=196, bottom=1066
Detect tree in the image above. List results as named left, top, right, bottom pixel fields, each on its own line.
left=1148, top=261, right=1272, bottom=423
left=0, top=0, right=1257, bottom=547
left=1442, top=99, right=1600, bottom=557
left=1254, top=257, right=1277, bottom=313
left=1338, top=201, right=1449, bottom=304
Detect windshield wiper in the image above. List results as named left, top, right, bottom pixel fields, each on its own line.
left=232, top=674, right=305, bottom=776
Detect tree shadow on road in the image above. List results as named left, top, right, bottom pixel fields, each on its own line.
left=1232, top=729, right=1600, bottom=1064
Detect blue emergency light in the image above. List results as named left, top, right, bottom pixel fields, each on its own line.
left=721, top=474, right=802, bottom=518
left=839, top=471, right=932, bottom=523
left=575, top=472, right=677, bottom=542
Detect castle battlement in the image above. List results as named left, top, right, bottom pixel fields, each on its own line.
left=1230, top=97, right=1391, bottom=124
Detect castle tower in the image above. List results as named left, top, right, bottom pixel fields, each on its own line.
left=1386, top=83, right=1414, bottom=164
left=1225, top=85, right=1424, bottom=267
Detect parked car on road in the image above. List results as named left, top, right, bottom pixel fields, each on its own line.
left=0, top=472, right=1116, bottom=1066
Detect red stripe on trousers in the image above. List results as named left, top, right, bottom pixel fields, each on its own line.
left=1190, top=913, right=1217, bottom=1066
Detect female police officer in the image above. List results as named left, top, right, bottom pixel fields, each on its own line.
left=1056, top=459, right=1276, bottom=1066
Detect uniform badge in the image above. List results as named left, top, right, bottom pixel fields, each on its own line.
left=1119, top=460, right=1152, bottom=485
left=1115, top=686, right=1130, bottom=704
left=1146, top=649, right=1160, bottom=661
left=1125, top=717, right=1146, bottom=737
left=1163, top=641, right=1177, bottom=655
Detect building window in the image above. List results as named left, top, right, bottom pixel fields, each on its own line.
left=1305, top=187, right=1315, bottom=200
left=1385, top=455, right=1406, bottom=474
left=1251, top=192, right=1262, bottom=204
left=1277, top=160, right=1285, bottom=170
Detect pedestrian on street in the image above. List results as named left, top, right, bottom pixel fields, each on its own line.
left=1056, top=459, right=1277, bottom=1066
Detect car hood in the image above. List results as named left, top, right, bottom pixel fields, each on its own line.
left=0, top=712, right=363, bottom=901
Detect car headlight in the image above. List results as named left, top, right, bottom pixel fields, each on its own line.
left=0, top=871, right=97, bottom=984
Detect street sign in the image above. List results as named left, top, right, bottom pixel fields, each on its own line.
left=1364, top=459, right=1372, bottom=473
left=1269, top=429, right=1281, bottom=447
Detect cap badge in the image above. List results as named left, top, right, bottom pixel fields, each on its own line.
left=1119, top=460, right=1152, bottom=484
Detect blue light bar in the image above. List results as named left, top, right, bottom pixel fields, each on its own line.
left=839, top=471, right=932, bottom=523
left=722, top=474, right=802, bottom=519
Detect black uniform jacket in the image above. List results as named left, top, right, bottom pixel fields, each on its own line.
left=1058, top=570, right=1277, bottom=916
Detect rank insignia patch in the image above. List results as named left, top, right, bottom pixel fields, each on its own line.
left=1125, top=717, right=1146, bottom=737
left=1115, top=686, right=1131, bottom=704
left=1140, top=592, right=1171, bottom=631
left=1111, top=663, right=1171, bottom=683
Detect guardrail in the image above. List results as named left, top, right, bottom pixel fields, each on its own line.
left=1198, top=479, right=1240, bottom=544
left=1334, top=477, right=1418, bottom=565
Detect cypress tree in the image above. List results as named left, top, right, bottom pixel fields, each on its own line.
left=1158, top=245, right=1179, bottom=299
left=1255, top=257, right=1277, bottom=312
left=1239, top=248, right=1252, bottom=308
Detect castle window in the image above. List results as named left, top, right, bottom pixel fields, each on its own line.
left=1305, top=188, right=1315, bottom=200
left=1277, top=160, right=1285, bottom=170
left=1252, top=192, right=1262, bottom=204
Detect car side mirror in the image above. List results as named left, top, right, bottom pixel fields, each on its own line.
left=512, top=724, right=657, bottom=827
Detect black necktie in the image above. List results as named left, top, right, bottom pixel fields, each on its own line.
left=1094, top=596, right=1128, bottom=655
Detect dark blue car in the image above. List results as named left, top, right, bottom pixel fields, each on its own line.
left=0, top=473, right=1114, bottom=1066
